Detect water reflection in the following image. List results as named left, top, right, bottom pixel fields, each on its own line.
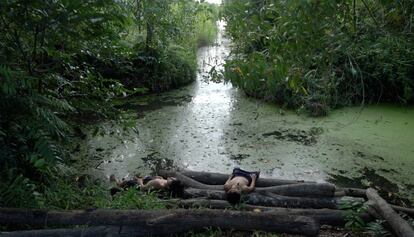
left=169, top=21, right=235, bottom=172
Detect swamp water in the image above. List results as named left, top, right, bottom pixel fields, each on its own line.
left=74, top=22, right=414, bottom=201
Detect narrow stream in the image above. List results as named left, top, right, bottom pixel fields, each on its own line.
left=76, top=22, right=414, bottom=201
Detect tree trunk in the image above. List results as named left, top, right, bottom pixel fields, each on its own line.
left=366, top=188, right=414, bottom=237
left=172, top=172, right=223, bottom=190
left=0, top=226, right=114, bottom=237
left=183, top=188, right=338, bottom=209
left=166, top=198, right=373, bottom=226
left=146, top=22, right=153, bottom=50
left=159, top=170, right=312, bottom=187
left=256, top=183, right=336, bottom=197
left=170, top=171, right=335, bottom=197
left=391, top=205, right=414, bottom=218
left=0, top=208, right=319, bottom=237
left=335, top=188, right=367, bottom=198
left=335, top=188, right=414, bottom=217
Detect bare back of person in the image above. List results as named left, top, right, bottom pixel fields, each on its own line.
left=137, top=176, right=175, bottom=191
left=110, top=175, right=176, bottom=192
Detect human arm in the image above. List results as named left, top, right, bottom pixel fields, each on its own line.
left=243, top=174, right=257, bottom=193
left=137, top=178, right=152, bottom=191
left=224, top=174, right=234, bottom=191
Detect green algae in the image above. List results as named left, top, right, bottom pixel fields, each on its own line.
left=73, top=22, right=414, bottom=202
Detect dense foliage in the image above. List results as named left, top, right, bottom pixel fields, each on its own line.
left=0, top=0, right=219, bottom=207
left=223, top=0, right=414, bottom=116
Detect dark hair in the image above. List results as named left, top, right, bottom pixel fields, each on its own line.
left=168, top=180, right=184, bottom=197
left=110, top=187, right=122, bottom=196
left=226, top=191, right=241, bottom=205
left=121, top=180, right=138, bottom=189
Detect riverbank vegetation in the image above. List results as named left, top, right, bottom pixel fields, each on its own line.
left=0, top=0, right=219, bottom=208
left=223, top=0, right=414, bottom=116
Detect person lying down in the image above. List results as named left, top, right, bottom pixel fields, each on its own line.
left=224, top=167, right=260, bottom=204
left=109, top=174, right=182, bottom=196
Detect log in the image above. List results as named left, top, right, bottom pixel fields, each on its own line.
left=167, top=198, right=373, bottom=226
left=164, top=170, right=414, bottom=213
left=366, top=188, right=414, bottom=237
left=172, top=172, right=223, bottom=190
left=183, top=188, right=226, bottom=200
left=336, top=189, right=414, bottom=217
left=183, top=188, right=338, bottom=209
left=392, top=205, right=414, bottom=218
left=159, top=169, right=312, bottom=187
left=0, top=208, right=319, bottom=236
left=256, top=183, right=336, bottom=197
left=335, top=188, right=367, bottom=198
left=0, top=226, right=115, bottom=237
left=172, top=172, right=335, bottom=197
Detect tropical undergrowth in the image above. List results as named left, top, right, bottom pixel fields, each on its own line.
left=0, top=0, right=219, bottom=209
left=222, top=0, right=414, bottom=116
left=0, top=172, right=164, bottom=210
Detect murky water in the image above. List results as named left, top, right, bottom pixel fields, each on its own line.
left=75, top=22, right=414, bottom=201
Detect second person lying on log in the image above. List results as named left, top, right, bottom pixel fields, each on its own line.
left=224, top=168, right=260, bottom=205
left=110, top=174, right=183, bottom=196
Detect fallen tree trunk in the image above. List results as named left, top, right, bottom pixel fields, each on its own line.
left=0, top=208, right=319, bottom=236
left=183, top=188, right=338, bottom=209
left=256, top=183, right=336, bottom=197
left=335, top=188, right=367, bottom=198
left=159, top=170, right=312, bottom=187
left=162, top=170, right=414, bottom=215
left=0, top=226, right=115, bottom=237
left=172, top=172, right=223, bottom=190
left=392, top=205, right=414, bottom=218
left=335, top=188, right=414, bottom=217
left=172, top=172, right=335, bottom=197
left=166, top=198, right=373, bottom=226
left=366, top=188, right=414, bottom=237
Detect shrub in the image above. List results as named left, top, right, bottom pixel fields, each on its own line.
left=223, top=0, right=414, bottom=115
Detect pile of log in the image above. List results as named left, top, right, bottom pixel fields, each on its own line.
left=161, top=170, right=414, bottom=236
left=1, top=170, right=413, bottom=237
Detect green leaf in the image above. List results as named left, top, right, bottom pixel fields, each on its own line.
left=34, top=159, right=46, bottom=169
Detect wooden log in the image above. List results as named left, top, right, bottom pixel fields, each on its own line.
left=159, top=170, right=312, bottom=187
left=183, top=188, right=338, bottom=209
left=336, top=189, right=414, bottom=217
left=172, top=172, right=223, bottom=190
left=256, top=191, right=339, bottom=209
left=256, top=183, right=336, bottom=197
left=0, top=226, right=114, bottom=237
left=335, top=188, right=367, bottom=198
left=172, top=171, right=335, bottom=197
left=167, top=198, right=373, bottom=226
left=0, top=208, right=319, bottom=236
left=164, top=171, right=414, bottom=216
left=183, top=188, right=226, bottom=199
left=392, top=205, right=414, bottom=218
left=171, top=171, right=414, bottom=216
left=366, top=188, right=414, bottom=237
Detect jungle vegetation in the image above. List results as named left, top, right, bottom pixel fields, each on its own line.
left=223, top=0, right=414, bottom=116
left=0, top=0, right=412, bottom=223
left=0, top=0, right=219, bottom=208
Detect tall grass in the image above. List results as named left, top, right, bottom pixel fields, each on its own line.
left=196, top=19, right=218, bottom=47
